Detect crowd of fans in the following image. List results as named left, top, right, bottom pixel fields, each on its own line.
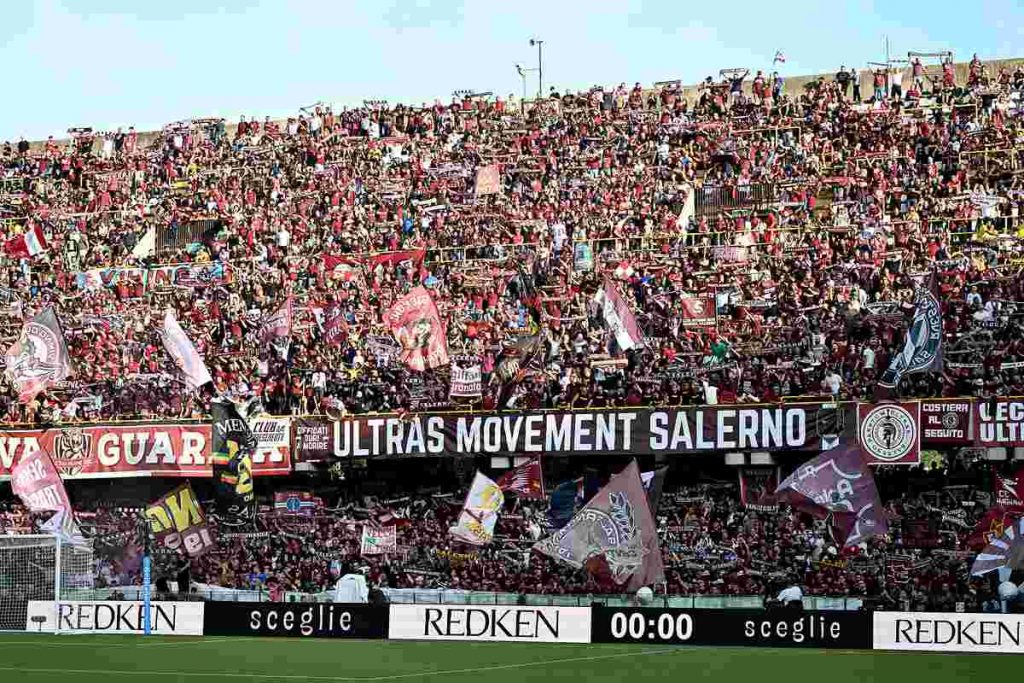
left=2, top=55, right=1024, bottom=612
left=2, top=55, right=1024, bottom=422
left=0, top=458, right=1005, bottom=612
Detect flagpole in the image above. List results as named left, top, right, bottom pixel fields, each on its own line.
left=140, top=512, right=152, bottom=636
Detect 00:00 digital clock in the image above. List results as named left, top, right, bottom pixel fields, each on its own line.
left=609, top=612, right=693, bottom=641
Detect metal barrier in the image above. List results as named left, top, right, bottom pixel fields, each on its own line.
left=696, top=183, right=776, bottom=216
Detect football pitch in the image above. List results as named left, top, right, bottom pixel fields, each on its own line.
left=0, top=635, right=1017, bottom=682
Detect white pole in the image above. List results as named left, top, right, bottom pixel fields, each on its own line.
left=53, top=535, right=62, bottom=636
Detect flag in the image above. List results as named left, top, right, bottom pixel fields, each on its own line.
left=641, top=467, right=668, bottom=514
left=273, top=491, right=324, bottom=516
left=877, top=279, right=943, bottom=396
left=547, top=478, right=584, bottom=529
left=496, top=459, right=545, bottom=499
left=131, top=226, right=156, bottom=259
left=210, top=398, right=258, bottom=526
left=160, top=309, right=212, bottom=391
left=364, top=248, right=426, bottom=271
left=4, top=308, right=72, bottom=403
left=260, top=297, right=293, bottom=344
left=144, top=483, right=215, bottom=558
left=361, top=525, right=397, bottom=555
left=594, top=279, right=643, bottom=351
left=323, top=303, right=347, bottom=347
left=739, top=468, right=780, bottom=511
left=773, top=50, right=786, bottom=64
left=10, top=447, right=84, bottom=545
left=972, top=517, right=1024, bottom=576
left=474, top=164, right=502, bottom=196
left=449, top=356, right=483, bottom=399
left=322, top=254, right=361, bottom=282
left=534, top=461, right=664, bottom=591
left=4, top=223, right=47, bottom=259
left=995, top=469, right=1024, bottom=509
left=774, top=441, right=888, bottom=548
left=450, top=471, right=504, bottom=546
left=680, top=294, right=717, bottom=328
left=384, top=286, right=449, bottom=372
left=491, top=334, right=544, bottom=408
left=968, top=507, right=1022, bottom=550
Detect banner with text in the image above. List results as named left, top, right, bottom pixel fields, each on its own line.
left=0, top=423, right=291, bottom=479
left=388, top=605, right=591, bottom=643
left=332, top=404, right=852, bottom=458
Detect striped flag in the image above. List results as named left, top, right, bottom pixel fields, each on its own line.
left=972, top=517, right=1024, bottom=576
left=4, top=223, right=47, bottom=259
left=496, top=459, right=545, bottom=499
left=595, top=278, right=644, bottom=351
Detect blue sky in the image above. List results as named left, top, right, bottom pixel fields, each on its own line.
left=2, top=0, right=1022, bottom=139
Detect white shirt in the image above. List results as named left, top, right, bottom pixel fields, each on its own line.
left=777, top=586, right=803, bottom=603
left=334, top=574, right=369, bottom=604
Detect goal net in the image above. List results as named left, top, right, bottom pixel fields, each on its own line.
left=0, top=536, right=95, bottom=632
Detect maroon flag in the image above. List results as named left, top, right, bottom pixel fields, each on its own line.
left=260, top=297, right=293, bottom=343
left=968, top=507, right=1022, bottom=550
left=972, top=517, right=1024, bottom=577
left=775, top=442, right=888, bottom=548
left=322, top=254, right=360, bottom=282
left=595, top=279, right=643, bottom=351
left=739, top=468, right=779, bottom=511
left=11, top=447, right=83, bottom=544
left=995, top=469, right=1024, bottom=509
left=534, top=461, right=664, bottom=591
left=680, top=294, right=717, bottom=328
left=323, top=303, right=347, bottom=347
left=496, top=459, right=545, bottom=499
left=384, top=286, right=449, bottom=372
left=365, top=249, right=426, bottom=271
left=4, top=308, right=72, bottom=403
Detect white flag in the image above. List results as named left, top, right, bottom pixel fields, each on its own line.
left=131, top=226, right=156, bottom=259
left=160, top=310, right=212, bottom=391
left=450, top=471, right=504, bottom=546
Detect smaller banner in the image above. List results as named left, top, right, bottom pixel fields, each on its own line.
left=388, top=605, right=591, bottom=643
left=995, top=470, right=1024, bottom=509
left=324, top=304, right=347, bottom=346
left=680, top=295, right=717, bottom=328
left=361, top=525, right=397, bottom=555
left=920, top=400, right=972, bottom=444
left=144, top=483, right=216, bottom=557
left=273, top=491, right=324, bottom=516
left=203, top=603, right=388, bottom=639
left=573, top=242, right=594, bottom=271
left=26, top=601, right=204, bottom=635
left=873, top=612, right=1024, bottom=653
left=976, top=399, right=1024, bottom=446
left=251, top=417, right=291, bottom=469
left=294, top=418, right=332, bottom=462
left=449, top=356, right=482, bottom=399
left=858, top=402, right=921, bottom=465
left=148, top=263, right=230, bottom=290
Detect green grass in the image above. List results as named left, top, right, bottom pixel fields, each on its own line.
left=0, top=634, right=1017, bottom=682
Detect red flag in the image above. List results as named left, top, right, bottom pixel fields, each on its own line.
left=968, top=507, right=1022, bottom=550
left=4, top=308, right=72, bottom=403
left=323, top=303, right=347, bottom=347
left=322, top=254, right=360, bottom=282
left=496, top=459, right=545, bottom=499
left=260, top=297, right=293, bottom=343
left=384, top=286, right=448, bottom=372
left=365, top=248, right=426, bottom=270
left=4, top=223, right=47, bottom=259
left=680, top=294, right=717, bottom=328
left=11, top=447, right=83, bottom=544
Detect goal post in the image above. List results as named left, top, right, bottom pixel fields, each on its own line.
left=0, top=535, right=95, bottom=634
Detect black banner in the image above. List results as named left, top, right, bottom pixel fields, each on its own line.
left=211, top=399, right=257, bottom=525
left=204, top=602, right=388, bottom=639
left=590, top=608, right=871, bottom=649
left=294, top=418, right=333, bottom=462
left=332, top=404, right=852, bottom=458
